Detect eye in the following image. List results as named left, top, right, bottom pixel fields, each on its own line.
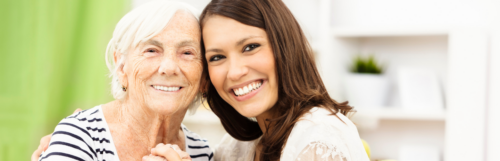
left=145, top=48, right=158, bottom=53
left=243, top=44, right=260, bottom=52
left=183, top=51, right=192, bottom=55
left=209, top=55, right=226, bottom=62
left=144, top=48, right=160, bottom=57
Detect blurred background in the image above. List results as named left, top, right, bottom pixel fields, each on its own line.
left=1, top=0, right=499, bottom=161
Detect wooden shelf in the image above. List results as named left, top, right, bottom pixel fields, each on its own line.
left=331, top=27, right=449, bottom=37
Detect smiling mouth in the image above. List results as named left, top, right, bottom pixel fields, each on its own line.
left=152, top=85, right=182, bottom=92
left=232, top=80, right=263, bottom=96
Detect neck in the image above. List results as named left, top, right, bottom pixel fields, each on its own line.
left=255, top=108, right=277, bottom=134
left=109, top=99, right=187, bottom=149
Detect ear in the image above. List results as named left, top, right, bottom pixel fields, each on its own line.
left=114, top=51, right=128, bottom=88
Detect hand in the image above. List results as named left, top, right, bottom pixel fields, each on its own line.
left=31, top=134, right=51, bottom=161
left=143, top=143, right=191, bottom=161
left=31, top=108, right=83, bottom=161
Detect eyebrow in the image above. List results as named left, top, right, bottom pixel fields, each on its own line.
left=144, top=39, right=164, bottom=48
left=144, top=39, right=199, bottom=50
left=205, top=36, right=261, bottom=53
left=236, top=36, right=260, bottom=46
left=175, top=40, right=197, bottom=48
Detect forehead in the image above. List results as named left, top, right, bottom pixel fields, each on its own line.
left=152, top=10, right=201, bottom=44
left=202, top=15, right=267, bottom=46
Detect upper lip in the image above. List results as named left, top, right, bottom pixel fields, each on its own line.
left=227, top=79, right=263, bottom=92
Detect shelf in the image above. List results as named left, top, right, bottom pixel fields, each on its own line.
left=351, top=107, right=446, bottom=121
left=331, top=27, right=449, bottom=37
left=183, top=107, right=446, bottom=124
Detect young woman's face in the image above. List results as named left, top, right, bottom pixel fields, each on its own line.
left=203, top=15, right=278, bottom=117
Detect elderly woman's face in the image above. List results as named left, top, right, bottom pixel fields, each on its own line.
left=120, top=11, right=202, bottom=114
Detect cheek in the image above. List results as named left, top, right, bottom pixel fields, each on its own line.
left=132, top=59, right=159, bottom=80
left=208, top=66, right=225, bottom=92
left=254, top=50, right=276, bottom=78
left=182, top=61, right=203, bottom=85
left=256, top=50, right=278, bottom=93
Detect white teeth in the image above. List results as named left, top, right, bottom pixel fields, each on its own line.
left=233, top=81, right=263, bottom=96
left=153, top=85, right=180, bottom=92
left=243, top=86, right=249, bottom=94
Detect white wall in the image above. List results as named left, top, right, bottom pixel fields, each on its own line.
left=330, top=0, right=491, bottom=28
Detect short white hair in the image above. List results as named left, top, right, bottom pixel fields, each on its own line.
left=105, top=0, right=201, bottom=114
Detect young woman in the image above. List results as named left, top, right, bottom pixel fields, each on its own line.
left=149, top=0, right=369, bottom=160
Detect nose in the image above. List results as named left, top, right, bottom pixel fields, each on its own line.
left=227, top=56, right=248, bottom=81
left=158, top=56, right=180, bottom=76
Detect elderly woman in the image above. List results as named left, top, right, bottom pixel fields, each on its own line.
left=34, top=1, right=212, bottom=161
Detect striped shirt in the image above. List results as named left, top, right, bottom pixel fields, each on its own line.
left=39, top=105, right=214, bottom=161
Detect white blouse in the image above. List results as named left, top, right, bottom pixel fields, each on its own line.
left=214, top=107, right=369, bottom=161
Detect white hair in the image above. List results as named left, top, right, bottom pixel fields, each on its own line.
left=105, top=0, right=201, bottom=114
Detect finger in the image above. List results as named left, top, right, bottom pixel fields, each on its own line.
left=151, top=145, right=182, bottom=161
left=31, top=147, right=43, bottom=161
left=142, top=155, right=166, bottom=161
left=170, top=145, right=190, bottom=159
left=40, top=134, right=52, bottom=151
left=170, top=144, right=180, bottom=151
left=73, top=108, right=83, bottom=114
left=178, top=151, right=191, bottom=160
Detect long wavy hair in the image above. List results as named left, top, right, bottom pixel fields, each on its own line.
left=199, top=0, right=353, bottom=160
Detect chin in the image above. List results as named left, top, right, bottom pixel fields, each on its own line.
left=149, top=102, right=180, bottom=114
left=236, top=104, right=268, bottom=118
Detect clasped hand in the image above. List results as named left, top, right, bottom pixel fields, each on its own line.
left=142, top=143, right=191, bottom=161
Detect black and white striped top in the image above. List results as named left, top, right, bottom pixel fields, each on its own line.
left=39, top=105, right=214, bottom=161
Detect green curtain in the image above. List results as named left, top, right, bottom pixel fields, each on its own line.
left=0, top=0, right=128, bottom=160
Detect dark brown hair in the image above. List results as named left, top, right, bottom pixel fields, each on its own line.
left=199, top=0, right=353, bottom=160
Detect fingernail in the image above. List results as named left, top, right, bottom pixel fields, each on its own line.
left=142, top=156, right=147, bottom=161
left=151, top=148, right=155, bottom=153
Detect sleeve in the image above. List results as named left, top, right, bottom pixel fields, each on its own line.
left=295, top=142, right=347, bottom=161
left=38, top=118, right=96, bottom=161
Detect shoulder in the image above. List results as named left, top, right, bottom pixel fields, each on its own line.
left=52, top=105, right=105, bottom=143
left=39, top=105, right=115, bottom=161
left=281, top=107, right=367, bottom=161
left=182, top=124, right=214, bottom=161
left=54, top=106, right=107, bottom=141
left=295, top=107, right=358, bottom=134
